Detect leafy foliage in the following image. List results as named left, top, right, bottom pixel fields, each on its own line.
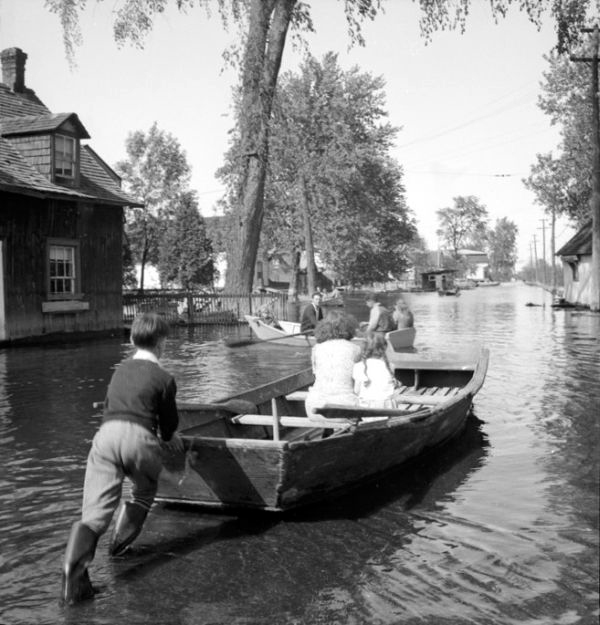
left=114, top=122, right=191, bottom=289
left=158, top=192, right=216, bottom=288
left=46, top=0, right=599, bottom=292
left=219, top=52, right=416, bottom=288
left=524, top=52, right=593, bottom=225
left=436, top=196, right=489, bottom=257
left=487, top=217, right=518, bottom=280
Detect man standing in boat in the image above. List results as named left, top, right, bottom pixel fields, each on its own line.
left=361, top=292, right=395, bottom=334
left=300, top=292, right=324, bottom=333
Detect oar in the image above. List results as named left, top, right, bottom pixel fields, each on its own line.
left=225, top=330, right=314, bottom=348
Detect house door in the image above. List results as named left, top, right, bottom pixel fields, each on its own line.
left=0, top=240, right=5, bottom=341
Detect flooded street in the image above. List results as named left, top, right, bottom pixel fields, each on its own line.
left=0, top=283, right=598, bottom=625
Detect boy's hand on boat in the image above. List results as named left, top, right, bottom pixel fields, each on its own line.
left=161, top=433, right=184, bottom=454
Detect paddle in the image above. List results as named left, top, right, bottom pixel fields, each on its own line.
left=225, top=330, right=314, bottom=348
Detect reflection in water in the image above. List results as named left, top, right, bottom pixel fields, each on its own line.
left=0, top=284, right=598, bottom=625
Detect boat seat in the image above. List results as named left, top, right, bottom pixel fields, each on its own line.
left=231, top=414, right=349, bottom=430
left=284, top=391, right=309, bottom=402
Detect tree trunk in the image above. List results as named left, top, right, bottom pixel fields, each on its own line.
left=287, top=250, right=301, bottom=321
left=139, top=243, right=147, bottom=292
left=590, top=31, right=600, bottom=311
left=287, top=249, right=300, bottom=301
left=224, top=0, right=297, bottom=293
left=299, top=173, right=317, bottom=294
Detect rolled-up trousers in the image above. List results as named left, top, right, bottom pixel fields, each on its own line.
left=81, top=420, right=162, bottom=535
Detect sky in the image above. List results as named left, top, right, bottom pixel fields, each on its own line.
left=0, top=0, right=585, bottom=269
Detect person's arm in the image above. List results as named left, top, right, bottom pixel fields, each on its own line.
left=366, top=306, right=380, bottom=331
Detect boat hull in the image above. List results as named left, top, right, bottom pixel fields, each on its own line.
left=156, top=349, right=488, bottom=511
left=244, top=315, right=416, bottom=350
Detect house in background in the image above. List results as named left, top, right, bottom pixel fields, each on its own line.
left=0, top=47, right=141, bottom=344
left=456, top=249, right=489, bottom=281
left=556, top=219, right=593, bottom=307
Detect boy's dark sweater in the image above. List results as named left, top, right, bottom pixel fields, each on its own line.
left=102, top=359, right=178, bottom=441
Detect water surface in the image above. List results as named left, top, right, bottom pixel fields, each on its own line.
left=0, top=283, right=598, bottom=624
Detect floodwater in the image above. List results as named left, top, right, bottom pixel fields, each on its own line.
left=0, top=283, right=598, bottom=625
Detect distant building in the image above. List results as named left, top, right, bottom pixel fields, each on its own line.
left=556, top=220, right=593, bottom=307
left=0, top=47, right=141, bottom=344
left=420, top=269, right=457, bottom=291
left=456, top=249, right=489, bottom=281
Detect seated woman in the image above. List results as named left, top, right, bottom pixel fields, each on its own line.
left=257, top=303, right=282, bottom=330
left=305, top=310, right=362, bottom=422
left=352, top=331, right=398, bottom=408
left=392, top=299, right=414, bottom=329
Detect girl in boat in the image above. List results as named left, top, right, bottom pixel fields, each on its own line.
left=352, top=331, right=398, bottom=408
left=392, top=299, right=414, bottom=329
left=305, top=310, right=361, bottom=421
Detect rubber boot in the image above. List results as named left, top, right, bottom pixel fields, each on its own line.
left=61, top=521, right=98, bottom=605
left=109, top=501, right=148, bottom=557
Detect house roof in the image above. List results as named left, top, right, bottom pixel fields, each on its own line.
left=79, top=146, right=142, bottom=206
left=0, top=74, right=140, bottom=207
left=0, top=82, right=49, bottom=117
left=0, top=112, right=90, bottom=138
left=0, top=136, right=92, bottom=201
left=556, top=219, right=592, bottom=256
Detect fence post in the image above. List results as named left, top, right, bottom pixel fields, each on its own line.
left=186, top=293, right=193, bottom=324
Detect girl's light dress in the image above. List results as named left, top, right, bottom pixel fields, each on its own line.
left=352, top=358, right=397, bottom=407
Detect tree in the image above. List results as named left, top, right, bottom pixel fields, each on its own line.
left=114, top=123, right=191, bottom=290
left=487, top=217, right=518, bottom=280
left=269, top=53, right=415, bottom=288
left=436, top=196, right=489, bottom=258
left=524, top=53, right=592, bottom=224
left=48, top=0, right=597, bottom=292
left=158, top=192, right=216, bottom=289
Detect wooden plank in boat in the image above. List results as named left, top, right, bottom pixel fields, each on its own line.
left=315, top=403, right=430, bottom=420
left=286, top=390, right=456, bottom=406
left=231, top=414, right=349, bottom=429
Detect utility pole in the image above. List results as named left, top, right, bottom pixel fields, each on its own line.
left=551, top=206, right=557, bottom=295
left=529, top=243, right=534, bottom=282
left=538, top=218, right=547, bottom=287
left=533, top=235, right=539, bottom=283
left=571, top=25, right=600, bottom=311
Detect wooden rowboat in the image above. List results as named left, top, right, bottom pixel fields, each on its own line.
left=156, top=347, right=489, bottom=512
left=244, top=314, right=416, bottom=349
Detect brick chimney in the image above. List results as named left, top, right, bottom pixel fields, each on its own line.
left=1, top=47, right=28, bottom=92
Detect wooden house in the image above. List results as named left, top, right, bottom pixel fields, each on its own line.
left=556, top=219, right=593, bottom=307
left=0, top=47, right=141, bottom=344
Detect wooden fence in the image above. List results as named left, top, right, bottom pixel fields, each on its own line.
left=123, top=290, right=289, bottom=326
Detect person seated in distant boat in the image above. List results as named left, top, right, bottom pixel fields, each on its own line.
left=300, top=291, right=324, bottom=333
left=257, top=303, right=282, bottom=330
left=353, top=331, right=398, bottom=408
left=359, top=292, right=395, bottom=335
left=392, top=298, right=414, bottom=329
left=60, top=313, right=184, bottom=605
left=305, top=310, right=362, bottom=422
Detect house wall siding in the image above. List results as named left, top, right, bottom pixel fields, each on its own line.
left=562, top=255, right=593, bottom=307
left=0, top=192, right=123, bottom=341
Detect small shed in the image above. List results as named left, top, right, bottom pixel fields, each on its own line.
left=556, top=220, right=593, bottom=307
left=420, top=269, right=457, bottom=292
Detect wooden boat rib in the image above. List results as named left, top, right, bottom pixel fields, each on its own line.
left=156, top=347, right=489, bottom=512
left=244, top=314, right=416, bottom=349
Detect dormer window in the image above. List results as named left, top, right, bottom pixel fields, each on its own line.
left=54, top=134, right=76, bottom=178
